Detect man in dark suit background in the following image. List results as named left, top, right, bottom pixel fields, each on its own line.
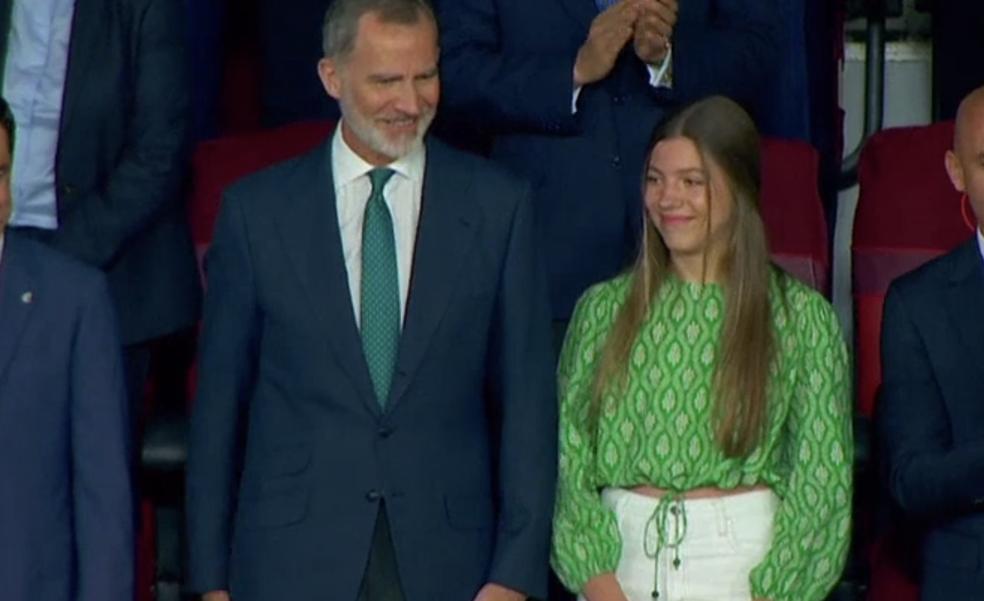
left=932, top=2, right=984, bottom=120
left=186, top=1, right=557, bottom=600
left=878, top=85, right=984, bottom=601
left=435, top=0, right=779, bottom=343
left=0, top=0, right=201, bottom=404
left=255, top=0, right=341, bottom=125
left=0, top=97, right=133, bottom=601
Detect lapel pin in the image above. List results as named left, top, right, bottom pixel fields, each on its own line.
left=21, top=291, right=33, bottom=304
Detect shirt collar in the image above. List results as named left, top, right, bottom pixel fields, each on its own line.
left=977, top=224, right=984, bottom=265
left=331, top=122, right=425, bottom=188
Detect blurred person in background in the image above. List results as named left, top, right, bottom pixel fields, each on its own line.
left=435, top=0, right=780, bottom=350
left=0, top=0, right=201, bottom=411
left=0, top=96, right=132, bottom=601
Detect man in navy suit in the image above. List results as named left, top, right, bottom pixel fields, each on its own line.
left=435, top=0, right=779, bottom=342
left=0, top=97, right=132, bottom=601
left=186, top=1, right=557, bottom=600
left=878, top=85, right=984, bottom=601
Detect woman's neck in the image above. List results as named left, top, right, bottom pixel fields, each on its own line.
left=670, top=253, right=723, bottom=284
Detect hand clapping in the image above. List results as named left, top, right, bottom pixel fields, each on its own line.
left=574, top=0, right=677, bottom=86
left=634, top=0, right=677, bottom=65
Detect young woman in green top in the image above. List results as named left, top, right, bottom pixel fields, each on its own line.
left=551, top=96, right=853, bottom=601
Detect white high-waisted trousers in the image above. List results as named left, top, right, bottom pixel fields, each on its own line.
left=578, top=487, right=778, bottom=601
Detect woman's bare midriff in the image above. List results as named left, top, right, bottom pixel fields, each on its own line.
left=628, top=484, right=770, bottom=499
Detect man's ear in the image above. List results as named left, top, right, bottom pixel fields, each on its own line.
left=318, top=58, right=343, bottom=101
left=945, top=150, right=966, bottom=194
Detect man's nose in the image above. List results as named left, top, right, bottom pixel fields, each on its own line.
left=394, top=83, right=422, bottom=116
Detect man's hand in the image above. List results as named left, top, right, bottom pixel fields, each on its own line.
left=633, top=0, right=677, bottom=65
left=574, top=0, right=641, bottom=86
left=202, top=591, right=231, bottom=601
left=473, top=582, right=526, bottom=601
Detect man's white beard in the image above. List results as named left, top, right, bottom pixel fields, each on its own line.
left=341, top=100, right=434, bottom=161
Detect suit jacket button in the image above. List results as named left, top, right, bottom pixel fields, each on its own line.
left=366, top=490, right=382, bottom=502
left=377, top=426, right=393, bottom=438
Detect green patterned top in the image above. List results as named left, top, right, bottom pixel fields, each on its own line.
left=551, top=271, right=853, bottom=601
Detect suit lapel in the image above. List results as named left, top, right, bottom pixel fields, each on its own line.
left=387, top=141, right=478, bottom=409
left=0, top=232, right=37, bottom=386
left=943, top=238, right=984, bottom=387
left=59, top=0, right=100, bottom=141
left=275, top=141, right=380, bottom=417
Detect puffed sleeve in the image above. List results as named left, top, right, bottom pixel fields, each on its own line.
left=749, top=293, right=853, bottom=601
left=551, top=285, right=624, bottom=592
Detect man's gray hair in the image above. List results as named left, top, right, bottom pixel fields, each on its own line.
left=322, top=0, right=437, bottom=59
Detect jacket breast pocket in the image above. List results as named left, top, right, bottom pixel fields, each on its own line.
left=259, top=444, right=311, bottom=478
left=237, top=489, right=308, bottom=531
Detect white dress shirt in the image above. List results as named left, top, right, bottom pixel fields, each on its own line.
left=331, top=126, right=425, bottom=329
left=977, top=224, right=984, bottom=264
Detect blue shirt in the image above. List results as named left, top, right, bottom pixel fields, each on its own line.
left=3, top=0, right=76, bottom=229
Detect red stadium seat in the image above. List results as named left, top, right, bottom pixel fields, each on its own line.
left=760, top=137, right=830, bottom=294
left=853, top=121, right=973, bottom=601
left=854, top=121, right=968, bottom=417
left=190, top=120, right=337, bottom=254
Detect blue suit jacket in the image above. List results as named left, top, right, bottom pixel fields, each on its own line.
left=186, top=136, right=558, bottom=601
left=436, top=0, right=780, bottom=319
left=878, top=237, right=984, bottom=601
left=0, top=230, right=132, bottom=601
left=0, top=0, right=201, bottom=344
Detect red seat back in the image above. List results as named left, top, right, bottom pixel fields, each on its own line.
left=760, top=137, right=830, bottom=294
left=853, top=121, right=973, bottom=601
left=853, top=121, right=967, bottom=418
left=190, top=120, right=337, bottom=252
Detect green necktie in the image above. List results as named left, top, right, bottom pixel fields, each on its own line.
left=361, top=168, right=399, bottom=407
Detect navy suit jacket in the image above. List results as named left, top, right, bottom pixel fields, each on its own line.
left=436, top=0, right=779, bottom=319
left=186, top=135, right=558, bottom=601
left=878, top=237, right=984, bottom=601
left=0, top=0, right=201, bottom=344
left=0, top=230, right=132, bottom=601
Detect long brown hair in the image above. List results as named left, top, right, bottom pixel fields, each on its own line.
left=591, top=96, right=779, bottom=457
